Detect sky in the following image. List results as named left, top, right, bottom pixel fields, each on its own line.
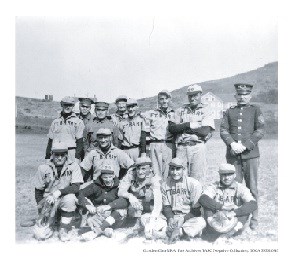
left=15, top=9, right=277, bottom=103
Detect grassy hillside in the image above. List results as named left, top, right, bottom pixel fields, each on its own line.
left=16, top=62, right=278, bottom=135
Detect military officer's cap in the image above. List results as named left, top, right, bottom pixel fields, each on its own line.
left=135, top=156, right=152, bottom=167
left=100, top=164, right=115, bottom=175
left=218, top=163, right=236, bottom=174
left=158, top=90, right=172, bottom=98
left=169, top=158, right=184, bottom=168
left=51, top=142, right=68, bottom=153
left=186, top=84, right=203, bottom=95
left=97, top=128, right=112, bottom=136
left=234, top=83, right=253, bottom=95
left=126, top=98, right=138, bottom=107
left=95, top=101, right=109, bottom=110
left=115, top=95, right=128, bottom=103
left=78, top=98, right=94, bottom=106
left=61, top=96, right=76, bottom=105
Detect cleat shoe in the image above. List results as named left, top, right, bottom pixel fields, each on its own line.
left=250, top=221, right=258, bottom=231
left=103, top=228, right=114, bottom=238
left=59, top=228, right=71, bottom=242
left=80, top=231, right=98, bottom=241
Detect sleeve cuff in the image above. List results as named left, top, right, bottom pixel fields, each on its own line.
left=243, top=139, right=255, bottom=150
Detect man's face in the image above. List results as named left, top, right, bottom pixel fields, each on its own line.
left=136, top=165, right=152, bottom=180
left=97, top=135, right=112, bottom=148
left=220, top=173, right=236, bottom=186
left=95, top=108, right=107, bottom=119
left=188, top=92, right=202, bottom=107
left=116, top=101, right=127, bottom=113
left=79, top=103, right=91, bottom=116
left=52, top=152, right=68, bottom=166
left=61, top=103, right=74, bottom=114
left=158, top=94, right=170, bottom=109
left=101, top=173, right=115, bottom=187
left=169, top=165, right=184, bottom=181
left=127, top=105, right=138, bottom=117
left=234, top=94, right=252, bottom=105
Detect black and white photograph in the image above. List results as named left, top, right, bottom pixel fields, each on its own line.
left=6, top=0, right=289, bottom=258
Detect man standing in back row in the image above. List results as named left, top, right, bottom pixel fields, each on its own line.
left=168, top=84, right=215, bottom=182
left=220, top=83, right=264, bottom=230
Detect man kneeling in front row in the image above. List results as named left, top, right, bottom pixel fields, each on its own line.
left=199, top=163, right=257, bottom=241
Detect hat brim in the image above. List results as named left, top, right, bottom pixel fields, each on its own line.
left=135, top=162, right=152, bottom=167
left=169, top=162, right=183, bottom=168
left=218, top=170, right=235, bottom=174
left=101, top=170, right=115, bottom=175
left=52, top=149, right=68, bottom=153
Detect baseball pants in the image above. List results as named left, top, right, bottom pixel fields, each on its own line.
left=149, top=142, right=172, bottom=180
left=176, top=142, right=207, bottom=182
left=227, top=157, right=259, bottom=224
left=140, top=213, right=167, bottom=237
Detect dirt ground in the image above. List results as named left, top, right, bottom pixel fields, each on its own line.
left=15, top=134, right=278, bottom=244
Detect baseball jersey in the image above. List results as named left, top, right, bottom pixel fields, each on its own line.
left=48, top=112, right=85, bottom=148
left=143, top=108, right=175, bottom=141
left=220, top=104, right=265, bottom=159
left=79, top=112, right=94, bottom=128
left=85, top=117, right=119, bottom=149
left=111, top=112, right=128, bottom=126
left=172, top=103, right=215, bottom=144
left=202, top=181, right=255, bottom=207
left=161, top=175, right=203, bottom=214
left=34, top=161, right=83, bottom=192
left=119, top=169, right=162, bottom=216
left=118, top=114, right=147, bottom=147
left=80, top=145, right=134, bottom=179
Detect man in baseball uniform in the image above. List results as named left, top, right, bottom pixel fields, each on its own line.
left=168, top=84, right=215, bottom=182
left=161, top=158, right=206, bottom=243
left=45, top=96, right=85, bottom=163
left=118, top=156, right=166, bottom=240
left=80, top=128, right=134, bottom=181
left=220, top=83, right=264, bottom=230
left=118, top=98, right=147, bottom=161
left=199, top=163, right=257, bottom=240
left=143, top=90, right=175, bottom=180
left=85, top=101, right=119, bottom=151
left=34, top=142, right=84, bottom=241
left=111, top=95, right=128, bottom=126
left=77, top=163, right=128, bottom=240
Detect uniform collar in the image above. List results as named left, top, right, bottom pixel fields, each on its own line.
left=95, top=176, right=120, bottom=188
left=93, top=116, right=108, bottom=122
left=59, top=112, right=77, bottom=119
left=47, top=160, right=72, bottom=177
left=79, top=112, right=92, bottom=120
left=95, top=144, right=116, bottom=154
left=184, top=103, right=204, bottom=111
left=217, top=181, right=237, bottom=189
left=115, top=111, right=128, bottom=119
left=156, top=107, right=174, bottom=114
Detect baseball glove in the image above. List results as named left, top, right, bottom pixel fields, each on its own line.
left=86, top=210, right=111, bottom=234
left=207, top=211, right=238, bottom=234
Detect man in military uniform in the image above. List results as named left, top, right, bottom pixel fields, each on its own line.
left=78, top=98, right=95, bottom=159
left=80, top=128, right=134, bottom=181
left=143, top=90, right=175, bottom=180
left=118, top=98, right=147, bottom=161
left=45, top=96, right=85, bottom=163
left=220, top=83, right=264, bottom=230
left=111, top=95, right=128, bottom=126
left=85, top=101, right=119, bottom=152
left=168, top=84, right=215, bottom=182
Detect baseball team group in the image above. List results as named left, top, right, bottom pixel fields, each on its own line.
left=29, top=82, right=265, bottom=243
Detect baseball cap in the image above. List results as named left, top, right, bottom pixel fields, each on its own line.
left=115, top=95, right=128, bottom=103
left=218, top=163, right=235, bottom=174
left=126, top=98, right=138, bottom=107
left=186, top=84, right=203, bottom=95
left=51, top=142, right=68, bottom=153
left=135, top=156, right=152, bottom=167
left=169, top=158, right=184, bottom=167
left=97, top=128, right=112, bottom=136
left=100, top=164, right=115, bottom=175
left=95, top=101, right=109, bottom=110
left=61, top=96, right=75, bottom=105
left=158, top=90, right=172, bottom=98
left=78, top=98, right=94, bottom=106
left=234, top=83, right=253, bottom=95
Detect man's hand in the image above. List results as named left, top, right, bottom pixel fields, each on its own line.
left=96, top=205, right=111, bottom=214
left=75, top=158, right=81, bottom=164
left=167, top=218, right=177, bottom=230
left=52, top=190, right=61, bottom=199
left=222, top=204, right=238, bottom=211
left=86, top=205, right=97, bottom=214
left=45, top=194, right=55, bottom=204
left=225, top=211, right=236, bottom=220
left=129, top=196, right=143, bottom=210
left=190, top=122, right=200, bottom=129
left=230, top=142, right=246, bottom=154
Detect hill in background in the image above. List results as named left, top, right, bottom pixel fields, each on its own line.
left=16, top=61, right=278, bottom=135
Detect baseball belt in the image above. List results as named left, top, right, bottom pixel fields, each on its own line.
left=121, top=144, right=140, bottom=150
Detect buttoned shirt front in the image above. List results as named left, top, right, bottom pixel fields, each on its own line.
left=173, top=103, right=215, bottom=144
left=111, top=112, right=128, bottom=126
left=48, top=112, right=85, bottom=148
left=143, top=108, right=175, bottom=141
